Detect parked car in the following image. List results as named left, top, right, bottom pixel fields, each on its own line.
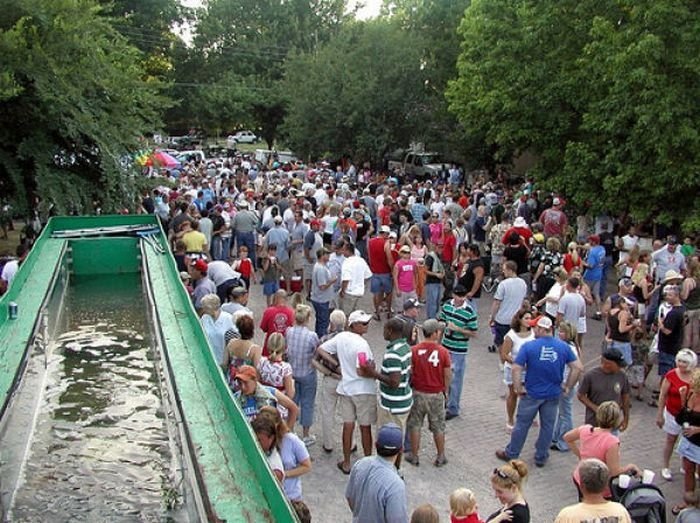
left=176, top=150, right=206, bottom=164
left=226, top=131, right=258, bottom=147
left=388, top=151, right=445, bottom=180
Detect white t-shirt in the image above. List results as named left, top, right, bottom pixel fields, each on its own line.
left=320, top=331, right=375, bottom=396
left=545, top=282, right=563, bottom=318
left=618, top=234, right=639, bottom=263
left=206, top=261, right=240, bottom=287
left=1, top=259, right=18, bottom=286
left=341, top=256, right=372, bottom=296
left=493, top=277, right=528, bottom=325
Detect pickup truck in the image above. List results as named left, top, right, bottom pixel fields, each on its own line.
left=387, top=151, right=444, bottom=180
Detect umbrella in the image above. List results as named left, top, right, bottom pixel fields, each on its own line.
left=151, top=150, right=181, bottom=168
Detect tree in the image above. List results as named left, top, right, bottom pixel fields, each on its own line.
left=0, top=0, right=167, bottom=215
left=281, top=20, right=428, bottom=163
left=172, top=0, right=350, bottom=146
left=447, top=0, right=700, bottom=228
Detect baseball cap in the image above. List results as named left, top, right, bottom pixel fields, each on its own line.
left=403, top=298, right=423, bottom=310
left=528, top=315, right=553, bottom=330
left=273, top=215, right=283, bottom=223
left=310, top=219, right=322, bottom=228
left=667, top=235, right=678, bottom=245
left=422, top=318, right=446, bottom=336
left=379, top=225, right=391, bottom=234
left=553, top=197, right=561, bottom=206
left=602, top=348, right=626, bottom=367
left=238, top=200, right=249, bottom=208
left=376, top=423, right=403, bottom=453
left=230, top=286, right=248, bottom=297
left=452, top=284, right=468, bottom=296
left=236, top=365, right=258, bottom=382
left=192, top=259, right=208, bottom=273
left=348, top=310, right=373, bottom=325
left=399, top=245, right=411, bottom=253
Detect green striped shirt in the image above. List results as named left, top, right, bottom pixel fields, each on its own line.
left=379, top=338, right=413, bottom=414
left=439, top=301, right=478, bottom=354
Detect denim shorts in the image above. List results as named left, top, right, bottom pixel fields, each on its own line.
left=370, top=273, right=393, bottom=294
left=263, top=280, right=280, bottom=296
left=658, top=351, right=676, bottom=377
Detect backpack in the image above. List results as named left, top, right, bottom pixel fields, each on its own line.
left=610, top=477, right=666, bottom=523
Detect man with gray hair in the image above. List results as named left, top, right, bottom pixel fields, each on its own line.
left=554, top=458, right=631, bottom=522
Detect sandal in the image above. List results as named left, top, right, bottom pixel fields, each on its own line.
left=671, top=504, right=687, bottom=515
left=336, top=461, right=351, bottom=475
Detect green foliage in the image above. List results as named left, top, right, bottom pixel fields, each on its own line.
left=0, top=0, right=167, bottom=215
left=171, top=0, right=350, bottom=145
left=448, top=0, right=700, bottom=228
left=281, top=20, right=429, bottom=163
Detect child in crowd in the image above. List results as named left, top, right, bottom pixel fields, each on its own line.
left=233, top=245, right=255, bottom=290
left=628, top=329, right=650, bottom=401
left=449, top=488, right=484, bottom=523
left=261, top=244, right=281, bottom=306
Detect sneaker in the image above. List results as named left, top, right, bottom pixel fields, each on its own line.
left=434, top=455, right=448, bottom=467
left=303, top=435, right=316, bottom=447
left=445, top=412, right=458, bottom=421
left=661, top=468, right=673, bottom=481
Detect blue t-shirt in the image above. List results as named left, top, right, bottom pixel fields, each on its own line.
left=280, top=433, right=310, bottom=501
left=515, top=336, right=577, bottom=399
left=584, top=245, right=605, bottom=281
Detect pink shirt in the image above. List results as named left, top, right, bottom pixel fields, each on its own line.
left=573, top=425, right=619, bottom=497
left=395, top=259, right=417, bottom=292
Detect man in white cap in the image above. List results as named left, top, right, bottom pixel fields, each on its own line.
left=345, top=423, right=408, bottom=523
left=368, top=225, right=395, bottom=320
left=318, top=310, right=377, bottom=474
left=539, top=197, right=568, bottom=242
left=496, top=315, right=582, bottom=467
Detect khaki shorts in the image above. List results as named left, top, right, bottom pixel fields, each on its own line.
left=378, top=408, right=409, bottom=436
left=291, top=250, right=305, bottom=272
left=406, top=391, right=446, bottom=434
left=340, top=394, right=377, bottom=426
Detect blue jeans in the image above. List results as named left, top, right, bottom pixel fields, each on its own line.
left=312, top=300, right=330, bottom=338
left=211, top=235, right=222, bottom=261
left=219, top=236, right=231, bottom=261
left=551, top=385, right=577, bottom=451
left=447, top=351, right=468, bottom=416
left=608, top=340, right=632, bottom=366
left=468, top=298, right=478, bottom=314
left=601, top=255, right=613, bottom=300
left=505, top=394, right=559, bottom=464
left=294, top=371, right=318, bottom=429
left=426, top=283, right=443, bottom=320
left=236, top=231, right=256, bottom=267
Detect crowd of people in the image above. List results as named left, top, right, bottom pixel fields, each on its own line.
left=3, top=150, right=700, bottom=521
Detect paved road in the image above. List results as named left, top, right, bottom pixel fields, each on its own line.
left=246, top=285, right=682, bottom=522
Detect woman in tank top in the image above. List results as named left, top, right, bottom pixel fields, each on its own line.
left=501, top=308, right=535, bottom=432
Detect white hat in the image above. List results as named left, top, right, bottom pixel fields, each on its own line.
left=238, top=200, right=249, bottom=208
left=553, top=197, right=561, bottom=206
left=273, top=215, right=283, bottom=223
left=379, top=225, right=391, bottom=234
left=663, top=270, right=683, bottom=283
left=348, top=310, right=373, bottom=325
left=513, top=216, right=527, bottom=227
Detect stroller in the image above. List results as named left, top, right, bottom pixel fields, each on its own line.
left=609, top=475, right=667, bottom=523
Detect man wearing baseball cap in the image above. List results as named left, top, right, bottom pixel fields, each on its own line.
left=439, top=284, right=478, bottom=420
left=318, top=310, right=377, bottom=474
left=393, top=298, right=422, bottom=346
left=345, top=423, right=408, bottom=523
left=368, top=225, right=395, bottom=320
left=577, top=348, right=630, bottom=430
left=189, top=259, right=216, bottom=312
left=539, top=196, right=567, bottom=242
left=496, top=315, right=582, bottom=467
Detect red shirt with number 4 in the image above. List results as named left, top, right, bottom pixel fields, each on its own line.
left=410, top=341, right=451, bottom=393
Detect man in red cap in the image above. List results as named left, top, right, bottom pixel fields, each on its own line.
left=189, top=259, right=216, bottom=312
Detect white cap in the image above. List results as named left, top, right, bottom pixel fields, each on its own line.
left=379, top=225, right=391, bottom=234
left=348, top=310, right=373, bottom=325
